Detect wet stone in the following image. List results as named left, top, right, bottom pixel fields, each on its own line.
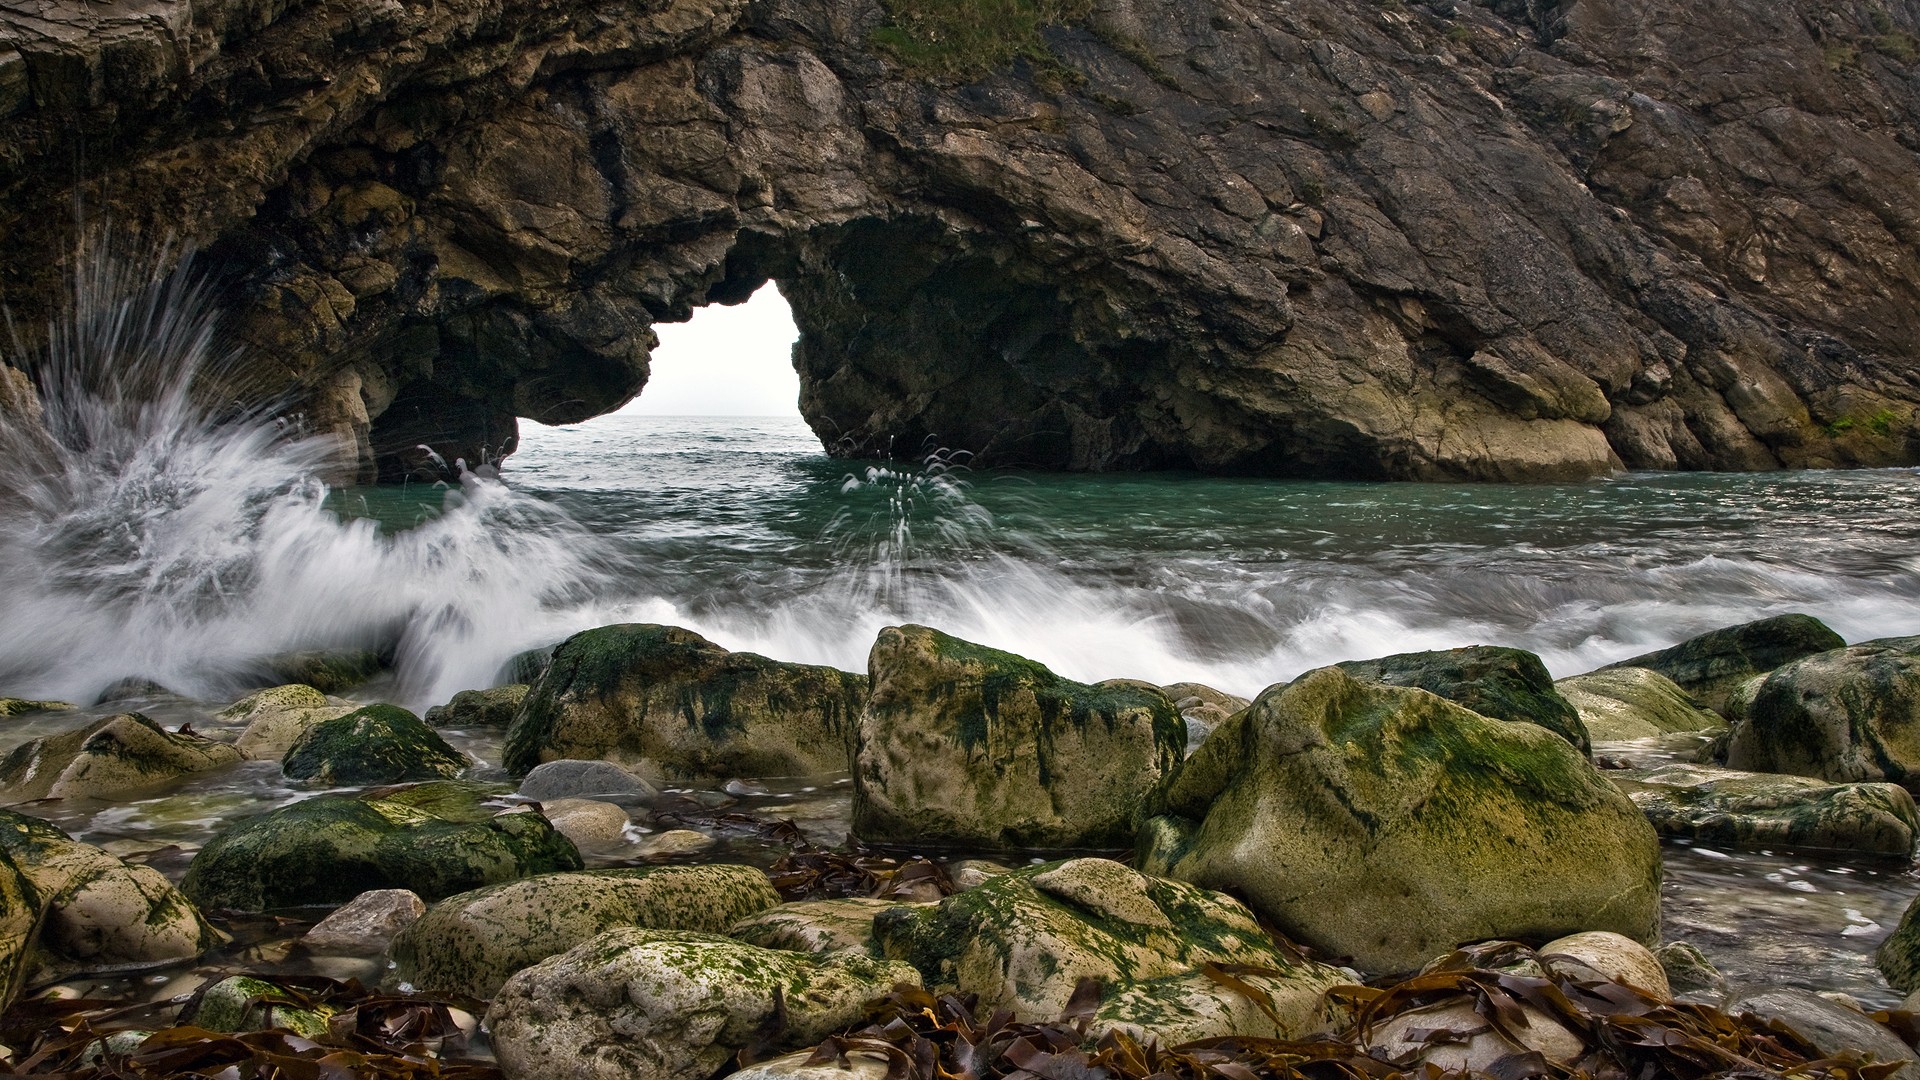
left=516, top=759, right=658, bottom=801
left=302, top=888, right=426, bottom=955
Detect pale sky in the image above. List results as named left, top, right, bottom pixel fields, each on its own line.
left=621, top=283, right=803, bottom=416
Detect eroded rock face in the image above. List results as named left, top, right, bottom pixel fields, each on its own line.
left=1141, top=667, right=1661, bottom=973
left=853, top=626, right=1184, bottom=850
left=504, top=624, right=866, bottom=781
left=4, top=0, right=1916, bottom=483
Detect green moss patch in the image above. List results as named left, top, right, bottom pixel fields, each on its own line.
left=870, top=0, right=1095, bottom=80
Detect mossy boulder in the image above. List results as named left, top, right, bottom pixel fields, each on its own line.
left=282, top=705, right=468, bottom=786
left=0, top=845, right=41, bottom=1013
left=388, top=864, right=781, bottom=999
left=504, top=624, right=867, bottom=781
left=0, top=809, right=220, bottom=978
left=1337, top=645, right=1590, bottom=754
left=1603, top=613, right=1846, bottom=716
left=1141, top=667, right=1661, bottom=974
left=487, top=929, right=918, bottom=1080
left=853, top=626, right=1185, bottom=850
left=0, top=714, right=242, bottom=804
left=872, top=857, right=1347, bottom=1040
left=0, top=699, right=73, bottom=717
left=425, top=685, right=528, bottom=729
left=189, top=975, right=335, bottom=1039
left=727, top=897, right=904, bottom=956
left=179, top=789, right=581, bottom=912
left=247, top=649, right=386, bottom=694
left=1612, top=762, right=1918, bottom=857
left=1724, top=637, right=1920, bottom=791
left=219, top=685, right=354, bottom=760
left=1882, top=894, right=1920, bottom=995
left=1555, top=668, right=1725, bottom=742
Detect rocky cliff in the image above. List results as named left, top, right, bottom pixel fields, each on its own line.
left=2, top=0, right=1917, bottom=482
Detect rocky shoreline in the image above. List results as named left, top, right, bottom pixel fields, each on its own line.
left=0, top=612, right=1916, bottom=1075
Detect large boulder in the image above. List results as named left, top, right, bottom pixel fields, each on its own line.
left=853, top=626, right=1185, bottom=850
left=0, top=809, right=220, bottom=978
left=487, top=929, right=917, bottom=1080
left=219, top=684, right=354, bottom=760
left=0, top=714, right=242, bottom=803
left=1141, top=667, right=1661, bottom=973
left=388, top=865, right=781, bottom=998
left=1603, top=614, right=1846, bottom=716
left=1724, top=637, right=1920, bottom=790
left=1612, top=762, right=1919, bottom=857
left=1337, top=645, right=1590, bottom=754
left=180, top=785, right=581, bottom=912
left=873, top=858, right=1348, bottom=1041
left=1555, top=668, right=1724, bottom=742
left=282, top=704, right=468, bottom=785
left=504, top=624, right=866, bottom=781
left=426, top=685, right=528, bottom=729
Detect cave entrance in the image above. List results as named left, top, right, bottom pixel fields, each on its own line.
left=624, top=282, right=802, bottom=419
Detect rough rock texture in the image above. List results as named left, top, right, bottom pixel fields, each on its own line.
left=487, top=928, right=918, bottom=1080
left=1555, top=668, right=1724, bottom=742
left=726, top=896, right=903, bottom=956
left=1604, top=614, right=1847, bottom=716
left=0, top=713, right=243, bottom=804
left=1728, top=989, right=1920, bottom=1080
left=1656, top=941, right=1726, bottom=1000
left=219, top=684, right=354, bottom=761
left=854, top=625, right=1184, bottom=850
left=1337, top=644, right=1590, bottom=753
left=425, top=685, right=529, bottom=729
left=5, top=0, right=1918, bottom=483
left=1880, top=892, right=1920, bottom=996
left=1723, top=636, right=1920, bottom=790
left=1612, top=762, right=1920, bottom=856
left=539, top=798, right=632, bottom=849
left=0, top=844, right=37, bottom=1012
left=0, top=808, right=221, bottom=978
left=301, top=888, right=426, bottom=955
left=387, top=864, right=781, bottom=998
left=180, top=786, right=581, bottom=911
left=282, top=704, right=470, bottom=785
left=1140, top=667, right=1661, bottom=973
left=872, top=857, right=1348, bottom=1040
left=504, top=624, right=866, bottom=781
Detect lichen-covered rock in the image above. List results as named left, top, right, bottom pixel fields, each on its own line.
left=1605, top=614, right=1847, bottom=716
left=282, top=704, right=468, bottom=785
left=516, top=759, right=658, bottom=802
left=0, top=844, right=40, bottom=1012
left=487, top=929, right=917, bottom=1080
left=1612, top=762, right=1918, bottom=856
left=727, top=897, right=903, bottom=956
left=1094, top=966, right=1353, bottom=1045
left=0, top=699, right=72, bottom=718
left=302, top=888, right=426, bottom=955
left=873, top=857, right=1344, bottom=1040
left=1656, top=941, right=1726, bottom=1000
left=1142, top=667, right=1661, bottom=973
left=180, top=788, right=581, bottom=912
left=1539, top=931, right=1669, bottom=999
left=1879, top=893, right=1920, bottom=996
left=1556, top=668, right=1725, bottom=742
left=1724, top=637, right=1920, bottom=790
left=0, top=809, right=220, bottom=978
left=189, top=976, right=334, bottom=1039
left=1728, top=989, right=1919, bottom=1080
left=1337, top=645, right=1590, bottom=754
left=0, top=713, right=242, bottom=804
left=219, top=685, right=354, bottom=760
left=853, top=626, right=1184, bottom=850
left=389, top=865, right=780, bottom=998
left=504, top=624, right=866, bottom=781
left=426, top=685, right=529, bottom=729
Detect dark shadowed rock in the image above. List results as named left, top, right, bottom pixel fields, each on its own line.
left=425, top=685, right=529, bottom=729
left=1604, top=615, right=1847, bottom=716
left=1724, top=637, right=1920, bottom=790
left=1337, top=645, right=1590, bottom=754
left=283, top=704, right=469, bottom=785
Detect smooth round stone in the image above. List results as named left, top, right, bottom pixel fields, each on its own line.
left=543, top=799, right=633, bottom=849
left=518, top=760, right=659, bottom=802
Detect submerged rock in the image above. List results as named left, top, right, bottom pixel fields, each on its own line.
left=0, top=809, right=221, bottom=978
left=504, top=624, right=866, bottom=781
left=0, top=714, right=242, bottom=804
left=1612, top=762, right=1918, bottom=856
left=873, top=858, right=1347, bottom=1041
left=388, top=865, right=781, bottom=999
left=1725, top=637, right=1920, bottom=790
left=1604, top=614, right=1847, bottom=716
left=282, top=704, right=468, bottom=785
left=220, top=684, right=354, bottom=761
left=1556, top=668, right=1724, bottom=742
left=853, top=626, right=1184, bottom=850
left=301, top=888, right=425, bottom=956
left=487, top=929, right=917, bottom=1080
left=180, top=786, right=581, bottom=912
left=426, top=685, right=528, bottom=729
left=1337, top=645, right=1590, bottom=754
left=1141, top=667, right=1661, bottom=973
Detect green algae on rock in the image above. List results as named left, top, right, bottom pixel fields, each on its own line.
left=1611, top=762, right=1919, bottom=857
left=0, top=699, right=73, bottom=717
left=388, top=864, right=781, bottom=999
left=853, top=625, right=1184, bottom=851
left=1603, top=614, right=1847, bottom=717
left=189, top=975, right=335, bottom=1040
left=487, top=928, right=918, bottom=1080
left=0, top=843, right=40, bottom=1014
left=1336, top=645, right=1590, bottom=754
left=1141, top=667, right=1661, bottom=974
left=219, top=684, right=354, bottom=761
left=1555, top=667, right=1725, bottom=742
left=425, top=685, right=528, bottom=729
left=0, top=713, right=242, bottom=804
left=179, top=788, right=581, bottom=912
left=1724, top=636, right=1920, bottom=791
left=504, top=624, right=866, bottom=781
left=282, top=704, right=468, bottom=785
